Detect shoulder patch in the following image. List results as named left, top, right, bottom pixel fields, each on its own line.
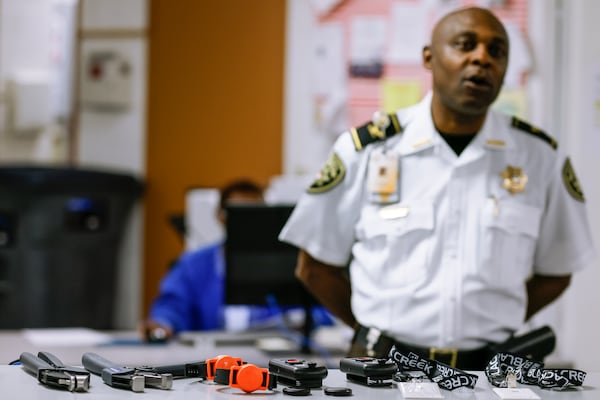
left=350, top=112, right=402, bottom=151
left=562, top=157, right=585, bottom=202
left=307, top=152, right=346, bottom=194
left=511, top=116, right=558, bottom=150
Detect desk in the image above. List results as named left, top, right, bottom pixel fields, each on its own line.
left=0, top=329, right=346, bottom=367
left=0, top=330, right=597, bottom=399
left=1, top=367, right=598, bottom=399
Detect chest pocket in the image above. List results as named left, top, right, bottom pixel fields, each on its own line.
left=479, top=199, right=542, bottom=286
left=355, top=203, right=434, bottom=287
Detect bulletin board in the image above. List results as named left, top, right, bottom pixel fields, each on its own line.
left=310, top=0, right=532, bottom=132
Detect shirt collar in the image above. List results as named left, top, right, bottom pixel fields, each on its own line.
left=394, top=92, right=437, bottom=156
left=392, top=93, right=515, bottom=157
left=476, top=109, right=515, bottom=151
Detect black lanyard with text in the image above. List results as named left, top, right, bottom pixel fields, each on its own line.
left=485, top=352, right=586, bottom=390
left=388, top=346, right=478, bottom=390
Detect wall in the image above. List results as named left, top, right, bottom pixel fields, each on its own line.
left=284, top=0, right=338, bottom=176
left=77, top=0, right=285, bottom=328
left=0, top=0, right=288, bottom=329
left=76, top=0, right=148, bottom=328
left=558, top=0, right=600, bottom=372
left=0, top=0, right=146, bottom=328
left=0, top=0, right=64, bottom=161
left=144, top=0, right=287, bottom=316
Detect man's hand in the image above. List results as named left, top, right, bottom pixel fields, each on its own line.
left=140, top=320, right=174, bottom=343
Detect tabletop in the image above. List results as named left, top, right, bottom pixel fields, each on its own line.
left=1, top=366, right=597, bottom=399
left=0, top=329, right=596, bottom=399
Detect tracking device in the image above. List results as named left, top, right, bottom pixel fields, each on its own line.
left=268, top=358, right=328, bottom=388
left=229, top=364, right=276, bottom=393
left=206, top=355, right=244, bottom=382
left=339, top=357, right=398, bottom=386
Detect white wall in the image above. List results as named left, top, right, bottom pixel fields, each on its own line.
left=0, top=0, right=62, bottom=161
left=0, top=0, right=147, bottom=329
left=558, top=0, right=600, bottom=372
left=283, top=0, right=336, bottom=176
left=77, top=0, right=148, bottom=329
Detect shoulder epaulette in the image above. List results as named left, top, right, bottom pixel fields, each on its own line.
left=350, top=113, right=402, bottom=151
left=511, top=116, right=557, bottom=150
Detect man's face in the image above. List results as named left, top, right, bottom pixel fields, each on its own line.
left=423, top=9, right=509, bottom=117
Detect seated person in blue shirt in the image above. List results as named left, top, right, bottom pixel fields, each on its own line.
left=141, top=179, right=332, bottom=342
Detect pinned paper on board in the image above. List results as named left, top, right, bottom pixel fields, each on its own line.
left=309, top=0, right=346, bottom=17
left=381, top=80, right=423, bottom=113
left=349, top=16, right=387, bottom=78
left=592, top=64, right=600, bottom=129
left=387, top=3, right=428, bottom=64
left=503, top=22, right=533, bottom=89
left=312, top=23, right=348, bottom=134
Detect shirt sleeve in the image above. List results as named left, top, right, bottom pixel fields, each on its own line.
left=279, top=132, right=368, bottom=267
left=535, top=154, right=597, bottom=275
left=149, top=252, right=197, bottom=333
left=149, top=244, right=225, bottom=332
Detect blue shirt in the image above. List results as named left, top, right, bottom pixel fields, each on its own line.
left=150, top=242, right=332, bottom=333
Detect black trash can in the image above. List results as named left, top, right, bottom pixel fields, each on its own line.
left=0, top=165, right=143, bottom=329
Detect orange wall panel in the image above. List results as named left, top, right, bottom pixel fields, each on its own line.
left=144, top=1, right=286, bottom=317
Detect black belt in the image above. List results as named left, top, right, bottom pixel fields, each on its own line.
left=351, top=324, right=493, bottom=370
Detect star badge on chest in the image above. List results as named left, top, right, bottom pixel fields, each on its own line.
left=500, top=165, right=527, bottom=194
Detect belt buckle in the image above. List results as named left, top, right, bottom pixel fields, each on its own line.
left=429, top=347, right=458, bottom=368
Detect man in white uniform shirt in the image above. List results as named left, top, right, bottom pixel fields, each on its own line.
left=279, top=7, right=596, bottom=370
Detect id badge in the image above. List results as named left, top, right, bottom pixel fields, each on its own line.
left=368, top=151, right=399, bottom=203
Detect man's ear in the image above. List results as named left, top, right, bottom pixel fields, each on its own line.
left=217, top=209, right=226, bottom=226
left=422, top=45, right=432, bottom=70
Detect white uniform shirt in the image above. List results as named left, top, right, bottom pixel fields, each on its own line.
left=280, top=94, right=596, bottom=349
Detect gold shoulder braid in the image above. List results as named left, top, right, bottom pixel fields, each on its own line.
left=350, top=112, right=402, bottom=151
left=307, top=153, right=346, bottom=194
left=511, top=116, right=558, bottom=150
left=562, top=157, right=585, bottom=202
